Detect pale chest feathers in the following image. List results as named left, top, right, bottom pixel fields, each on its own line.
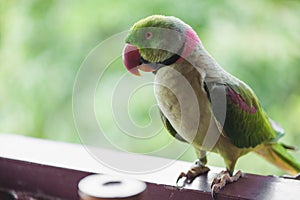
left=154, top=63, right=214, bottom=147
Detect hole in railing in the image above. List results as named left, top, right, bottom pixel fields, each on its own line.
left=102, top=181, right=122, bottom=186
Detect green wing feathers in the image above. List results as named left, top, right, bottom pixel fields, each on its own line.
left=210, top=82, right=276, bottom=148
left=209, top=81, right=300, bottom=175
left=255, top=143, right=300, bottom=175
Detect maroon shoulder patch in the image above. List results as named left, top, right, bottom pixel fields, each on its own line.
left=226, top=86, right=257, bottom=114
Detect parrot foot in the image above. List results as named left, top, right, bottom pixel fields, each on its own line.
left=211, top=170, right=244, bottom=198
left=176, top=163, right=210, bottom=187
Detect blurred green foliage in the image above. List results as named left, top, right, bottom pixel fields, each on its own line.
left=1, top=0, right=300, bottom=175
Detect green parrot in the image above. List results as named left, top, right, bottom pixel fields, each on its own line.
left=122, top=15, right=300, bottom=195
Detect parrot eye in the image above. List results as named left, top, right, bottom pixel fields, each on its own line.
left=144, top=31, right=153, bottom=40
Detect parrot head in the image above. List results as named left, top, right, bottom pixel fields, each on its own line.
left=122, top=15, right=201, bottom=76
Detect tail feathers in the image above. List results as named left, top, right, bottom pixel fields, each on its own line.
left=255, top=143, right=300, bottom=175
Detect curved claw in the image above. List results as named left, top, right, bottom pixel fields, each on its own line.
left=211, top=188, right=218, bottom=199
left=176, top=172, right=187, bottom=188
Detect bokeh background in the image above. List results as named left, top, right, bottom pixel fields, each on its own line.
left=1, top=0, right=300, bottom=175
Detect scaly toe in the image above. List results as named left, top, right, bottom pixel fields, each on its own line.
left=211, top=170, right=228, bottom=188
left=211, top=177, right=220, bottom=188
left=186, top=166, right=210, bottom=183
left=176, top=165, right=210, bottom=187
left=210, top=170, right=244, bottom=198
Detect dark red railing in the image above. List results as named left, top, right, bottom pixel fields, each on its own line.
left=1, top=156, right=300, bottom=200
left=0, top=134, right=299, bottom=200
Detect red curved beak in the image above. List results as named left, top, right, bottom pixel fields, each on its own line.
left=122, top=44, right=154, bottom=76
left=122, top=44, right=141, bottom=76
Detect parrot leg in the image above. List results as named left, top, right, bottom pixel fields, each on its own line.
left=211, top=170, right=244, bottom=198
left=176, top=151, right=210, bottom=187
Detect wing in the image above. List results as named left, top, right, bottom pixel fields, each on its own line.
left=159, top=109, right=188, bottom=143
left=206, top=81, right=280, bottom=148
